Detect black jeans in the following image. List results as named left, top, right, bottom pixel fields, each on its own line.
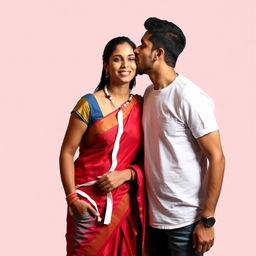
left=149, top=222, right=203, bottom=256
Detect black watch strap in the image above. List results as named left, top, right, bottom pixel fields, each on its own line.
left=200, top=216, right=216, bottom=227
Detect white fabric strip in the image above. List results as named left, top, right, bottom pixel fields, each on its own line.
left=104, top=109, right=124, bottom=224
left=75, top=181, right=101, bottom=222
left=76, top=180, right=97, bottom=188
left=75, top=189, right=100, bottom=215
left=75, top=109, right=124, bottom=225
left=109, top=110, right=124, bottom=172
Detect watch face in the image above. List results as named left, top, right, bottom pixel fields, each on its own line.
left=201, top=217, right=216, bottom=227
left=206, top=217, right=216, bottom=226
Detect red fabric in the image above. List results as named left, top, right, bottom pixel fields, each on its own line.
left=98, top=210, right=139, bottom=256
left=66, top=95, right=147, bottom=256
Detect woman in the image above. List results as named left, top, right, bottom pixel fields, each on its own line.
left=59, top=37, right=146, bottom=256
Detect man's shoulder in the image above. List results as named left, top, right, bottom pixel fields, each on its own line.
left=176, top=75, right=215, bottom=112
left=175, top=75, right=209, bottom=102
left=175, top=75, right=201, bottom=94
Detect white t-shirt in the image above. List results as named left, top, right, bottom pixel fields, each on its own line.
left=143, top=74, right=219, bottom=229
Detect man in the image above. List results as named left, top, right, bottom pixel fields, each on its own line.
left=134, top=17, right=225, bottom=256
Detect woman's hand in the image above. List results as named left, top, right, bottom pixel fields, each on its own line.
left=96, top=169, right=134, bottom=193
left=69, top=199, right=98, bottom=218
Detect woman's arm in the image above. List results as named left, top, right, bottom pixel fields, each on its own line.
left=59, top=113, right=98, bottom=217
left=59, top=113, right=87, bottom=195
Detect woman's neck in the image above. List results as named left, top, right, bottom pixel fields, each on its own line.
left=107, top=83, right=131, bottom=100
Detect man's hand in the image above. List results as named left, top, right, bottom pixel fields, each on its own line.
left=193, top=221, right=214, bottom=254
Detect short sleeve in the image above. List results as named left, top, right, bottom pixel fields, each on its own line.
left=181, top=90, right=219, bottom=139
left=71, top=97, right=90, bottom=124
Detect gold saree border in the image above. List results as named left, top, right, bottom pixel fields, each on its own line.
left=82, top=193, right=132, bottom=256
left=84, top=95, right=140, bottom=144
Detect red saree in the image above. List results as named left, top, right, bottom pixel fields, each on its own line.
left=66, top=95, right=147, bottom=256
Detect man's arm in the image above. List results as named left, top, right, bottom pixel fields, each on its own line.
left=193, top=130, right=225, bottom=254
left=198, top=130, right=225, bottom=217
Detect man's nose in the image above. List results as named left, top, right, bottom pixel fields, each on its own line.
left=134, top=47, right=139, bottom=54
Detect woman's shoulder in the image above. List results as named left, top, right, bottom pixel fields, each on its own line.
left=75, top=93, right=101, bottom=107
left=131, top=94, right=143, bottom=110
left=72, top=94, right=92, bottom=125
left=133, top=94, right=143, bottom=102
left=80, top=93, right=94, bottom=102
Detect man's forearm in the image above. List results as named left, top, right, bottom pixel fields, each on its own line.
left=202, top=154, right=225, bottom=217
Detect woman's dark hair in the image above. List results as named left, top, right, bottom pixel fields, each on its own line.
left=95, top=36, right=136, bottom=92
left=144, top=17, right=186, bottom=68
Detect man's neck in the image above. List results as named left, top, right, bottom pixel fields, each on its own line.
left=149, top=65, right=178, bottom=90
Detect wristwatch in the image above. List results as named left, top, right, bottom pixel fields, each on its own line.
left=200, top=216, right=216, bottom=227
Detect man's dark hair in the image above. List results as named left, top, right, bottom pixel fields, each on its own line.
left=144, top=17, right=186, bottom=67
left=95, top=36, right=136, bottom=92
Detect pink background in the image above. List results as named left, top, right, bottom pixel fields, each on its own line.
left=0, top=0, right=255, bottom=255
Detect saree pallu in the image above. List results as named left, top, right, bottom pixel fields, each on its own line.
left=66, top=95, right=147, bottom=256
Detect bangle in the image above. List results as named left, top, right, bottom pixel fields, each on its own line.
left=66, top=192, right=77, bottom=199
left=68, top=197, right=79, bottom=206
left=129, top=169, right=136, bottom=181
left=66, top=192, right=79, bottom=205
left=66, top=194, right=78, bottom=201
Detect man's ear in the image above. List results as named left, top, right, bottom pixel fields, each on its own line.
left=157, top=48, right=164, bottom=57
left=153, top=48, right=164, bottom=61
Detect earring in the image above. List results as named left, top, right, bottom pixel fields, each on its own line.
left=105, top=71, right=109, bottom=78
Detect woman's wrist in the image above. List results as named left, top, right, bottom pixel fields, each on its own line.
left=126, top=168, right=136, bottom=182
left=66, top=192, right=80, bottom=206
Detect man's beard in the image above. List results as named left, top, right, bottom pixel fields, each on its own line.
left=135, top=57, right=145, bottom=75
left=136, top=55, right=153, bottom=75
left=136, top=67, right=145, bottom=75
left=136, top=65, right=152, bottom=75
